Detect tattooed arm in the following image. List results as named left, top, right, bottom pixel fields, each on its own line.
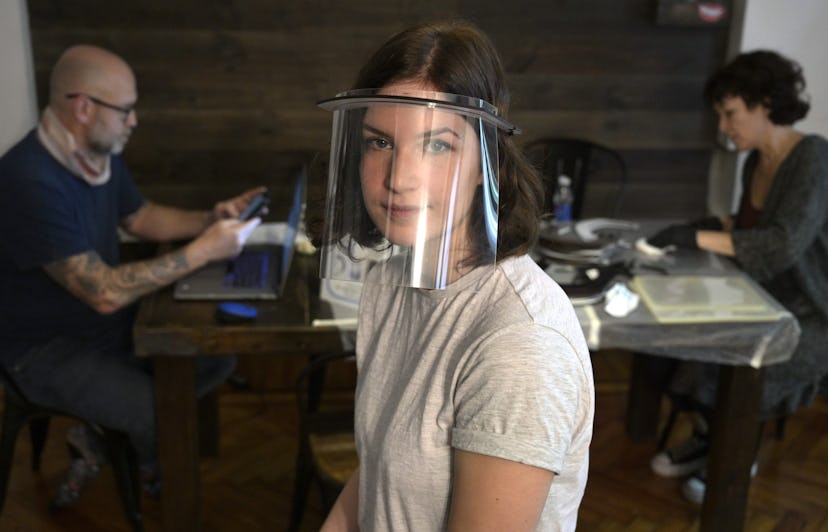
left=43, top=217, right=261, bottom=314
left=44, top=248, right=195, bottom=314
left=123, top=187, right=267, bottom=242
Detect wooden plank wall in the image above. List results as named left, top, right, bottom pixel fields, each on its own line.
left=26, top=0, right=729, bottom=220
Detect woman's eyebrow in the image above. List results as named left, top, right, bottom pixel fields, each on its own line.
left=362, top=123, right=460, bottom=139
left=420, top=126, right=460, bottom=140
left=363, top=124, right=391, bottom=137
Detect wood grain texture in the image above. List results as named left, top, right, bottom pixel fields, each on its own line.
left=2, top=351, right=826, bottom=531
left=25, top=0, right=730, bottom=220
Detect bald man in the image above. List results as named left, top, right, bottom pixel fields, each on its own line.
left=0, top=45, right=262, bottom=507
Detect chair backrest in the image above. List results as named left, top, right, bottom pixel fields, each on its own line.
left=296, top=351, right=357, bottom=446
left=294, top=350, right=358, bottom=497
left=523, top=137, right=627, bottom=219
left=0, top=365, right=32, bottom=405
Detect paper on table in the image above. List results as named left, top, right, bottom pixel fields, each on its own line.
left=244, top=222, right=287, bottom=244
left=315, top=245, right=368, bottom=330
left=244, top=222, right=316, bottom=254
left=631, top=274, right=784, bottom=323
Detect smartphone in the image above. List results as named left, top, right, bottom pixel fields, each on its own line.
left=238, top=191, right=270, bottom=221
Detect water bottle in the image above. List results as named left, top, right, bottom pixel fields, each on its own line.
left=553, top=174, right=574, bottom=222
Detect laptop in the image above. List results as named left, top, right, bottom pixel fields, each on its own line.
left=173, top=167, right=306, bottom=300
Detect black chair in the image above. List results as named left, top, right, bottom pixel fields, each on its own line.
left=0, top=366, right=143, bottom=531
left=288, top=351, right=358, bottom=532
left=524, top=137, right=628, bottom=219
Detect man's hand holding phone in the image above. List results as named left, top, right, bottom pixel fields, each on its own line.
left=238, top=190, right=270, bottom=221
left=212, top=187, right=269, bottom=221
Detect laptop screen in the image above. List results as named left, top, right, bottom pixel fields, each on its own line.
left=172, top=165, right=307, bottom=300
left=278, top=167, right=306, bottom=294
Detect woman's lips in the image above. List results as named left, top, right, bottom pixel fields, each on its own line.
left=384, top=203, right=422, bottom=219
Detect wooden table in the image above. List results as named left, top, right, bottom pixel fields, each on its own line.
left=133, top=253, right=343, bottom=532
left=573, top=248, right=799, bottom=532
left=136, top=236, right=799, bottom=531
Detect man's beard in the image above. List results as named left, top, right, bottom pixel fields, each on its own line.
left=89, top=135, right=127, bottom=156
left=109, top=139, right=126, bottom=155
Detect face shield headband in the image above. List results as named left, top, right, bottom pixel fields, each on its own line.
left=318, top=89, right=518, bottom=290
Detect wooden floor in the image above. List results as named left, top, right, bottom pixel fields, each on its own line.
left=1, top=351, right=827, bottom=531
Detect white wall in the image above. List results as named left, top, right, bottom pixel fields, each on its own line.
left=0, top=0, right=37, bottom=154
left=741, top=0, right=828, bottom=137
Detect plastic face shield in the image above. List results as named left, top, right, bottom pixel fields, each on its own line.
left=318, top=89, right=518, bottom=290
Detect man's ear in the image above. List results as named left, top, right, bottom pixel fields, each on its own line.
left=69, top=96, right=93, bottom=125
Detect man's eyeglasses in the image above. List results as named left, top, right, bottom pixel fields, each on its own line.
left=65, top=93, right=135, bottom=121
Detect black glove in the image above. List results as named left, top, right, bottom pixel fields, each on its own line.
left=647, top=224, right=698, bottom=249
left=689, top=216, right=723, bottom=231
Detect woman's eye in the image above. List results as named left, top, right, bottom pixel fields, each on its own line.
left=365, top=137, right=392, bottom=150
left=425, top=138, right=451, bottom=153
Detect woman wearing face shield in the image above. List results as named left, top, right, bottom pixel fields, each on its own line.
left=318, top=21, right=594, bottom=532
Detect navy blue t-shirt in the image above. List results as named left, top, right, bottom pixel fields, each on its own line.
left=0, top=130, right=145, bottom=359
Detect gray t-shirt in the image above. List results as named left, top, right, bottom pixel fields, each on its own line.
left=355, top=254, right=594, bottom=531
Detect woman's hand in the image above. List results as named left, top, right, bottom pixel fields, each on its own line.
left=647, top=224, right=699, bottom=249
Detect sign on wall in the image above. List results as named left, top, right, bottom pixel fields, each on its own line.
left=656, top=0, right=729, bottom=27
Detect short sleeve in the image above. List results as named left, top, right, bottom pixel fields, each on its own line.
left=451, top=323, right=588, bottom=473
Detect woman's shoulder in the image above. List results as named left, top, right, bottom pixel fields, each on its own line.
left=493, top=255, right=585, bottom=339
left=496, top=255, right=566, bottom=301
left=796, top=134, right=828, bottom=157
left=785, top=134, right=828, bottom=179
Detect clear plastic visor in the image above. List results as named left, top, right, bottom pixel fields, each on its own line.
left=318, top=89, right=506, bottom=290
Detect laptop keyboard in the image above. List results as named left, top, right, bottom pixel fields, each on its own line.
left=224, top=250, right=269, bottom=288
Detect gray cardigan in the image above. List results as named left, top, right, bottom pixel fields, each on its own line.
left=669, top=134, right=828, bottom=417
left=732, top=134, right=828, bottom=321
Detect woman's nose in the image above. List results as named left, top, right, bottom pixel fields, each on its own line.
left=386, top=147, right=422, bottom=192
